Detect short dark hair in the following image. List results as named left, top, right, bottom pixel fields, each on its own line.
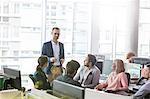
left=146, top=63, right=150, bottom=71
left=66, top=60, right=80, bottom=75
left=52, top=27, right=60, bottom=31
left=88, top=54, right=97, bottom=66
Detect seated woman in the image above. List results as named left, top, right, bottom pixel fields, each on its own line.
left=95, top=59, right=128, bottom=94
left=33, top=55, right=51, bottom=90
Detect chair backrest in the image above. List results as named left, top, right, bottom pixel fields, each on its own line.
left=125, top=72, right=130, bottom=86
left=29, top=74, right=36, bottom=85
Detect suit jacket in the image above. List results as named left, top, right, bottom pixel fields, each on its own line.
left=42, top=41, right=64, bottom=72
left=74, top=65, right=100, bottom=89
left=42, top=41, right=64, bottom=60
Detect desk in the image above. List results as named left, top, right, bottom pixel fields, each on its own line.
left=0, top=89, right=22, bottom=99
left=85, top=88, right=133, bottom=99
left=128, top=84, right=136, bottom=91
left=0, top=89, right=60, bottom=99
left=26, top=89, right=60, bottom=99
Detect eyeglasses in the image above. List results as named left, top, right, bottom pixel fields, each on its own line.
left=54, top=33, right=60, bottom=35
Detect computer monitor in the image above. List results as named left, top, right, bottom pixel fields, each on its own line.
left=95, top=61, right=103, bottom=74
left=3, top=68, right=21, bottom=90
left=131, top=57, right=150, bottom=65
left=102, top=60, right=113, bottom=76
left=125, top=63, right=142, bottom=79
left=53, top=80, right=84, bottom=99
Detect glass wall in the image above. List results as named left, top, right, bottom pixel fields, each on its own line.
left=0, top=0, right=91, bottom=74
left=96, top=0, right=139, bottom=60
left=0, top=0, right=150, bottom=76
left=138, top=0, right=150, bottom=57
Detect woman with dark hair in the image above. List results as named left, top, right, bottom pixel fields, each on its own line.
left=95, top=59, right=128, bottom=94
left=33, top=55, right=51, bottom=90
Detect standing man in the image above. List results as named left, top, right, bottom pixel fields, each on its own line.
left=42, top=27, right=64, bottom=75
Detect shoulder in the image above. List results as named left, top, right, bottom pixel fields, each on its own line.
left=118, top=72, right=126, bottom=78
left=43, top=41, right=51, bottom=45
left=34, top=70, right=42, bottom=77
left=59, top=42, right=64, bottom=45
left=93, top=66, right=100, bottom=72
left=144, top=80, right=150, bottom=87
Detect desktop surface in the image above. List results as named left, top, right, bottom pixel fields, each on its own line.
left=0, top=89, right=22, bottom=99
left=27, top=88, right=60, bottom=99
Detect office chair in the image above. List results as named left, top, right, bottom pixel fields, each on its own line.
left=29, top=74, right=36, bottom=85
left=29, top=74, right=42, bottom=89
left=125, top=72, right=130, bottom=86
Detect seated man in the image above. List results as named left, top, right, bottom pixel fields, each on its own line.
left=133, top=64, right=150, bottom=99
left=132, top=65, right=150, bottom=93
left=74, top=54, right=100, bottom=89
left=56, top=60, right=81, bottom=87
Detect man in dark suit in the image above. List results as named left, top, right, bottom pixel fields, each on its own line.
left=42, top=27, right=64, bottom=74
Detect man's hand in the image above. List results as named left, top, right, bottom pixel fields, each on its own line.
left=50, top=57, right=56, bottom=63
left=60, top=59, right=64, bottom=64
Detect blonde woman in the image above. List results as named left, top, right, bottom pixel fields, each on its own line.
left=95, top=59, right=128, bottom=94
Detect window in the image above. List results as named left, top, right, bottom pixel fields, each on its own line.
left=3, top=17, right=9, bottom=22
left=3, top=3, right=9, bottom=14
left=138, top=0, right=150, bottom=57
left=14, top=3, right=20, bottom=14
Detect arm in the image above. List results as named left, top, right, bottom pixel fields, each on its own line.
left=133, top=82, right=150, bottom=99
left=61, top=43, right=64, bottom=59
left=73, top=67, right=82, bottom=81
left=95, top=82, right=108, bottom=90
left=118, top=73, right=128, bottom=91
left=60, top=43, right=65, bottom=65
left=42, top=43, right=46, bottom=55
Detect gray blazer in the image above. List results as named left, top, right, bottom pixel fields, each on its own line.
left=133, top=80, right=150, bottom=99
left=74, top=65, right=100, bottom=89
